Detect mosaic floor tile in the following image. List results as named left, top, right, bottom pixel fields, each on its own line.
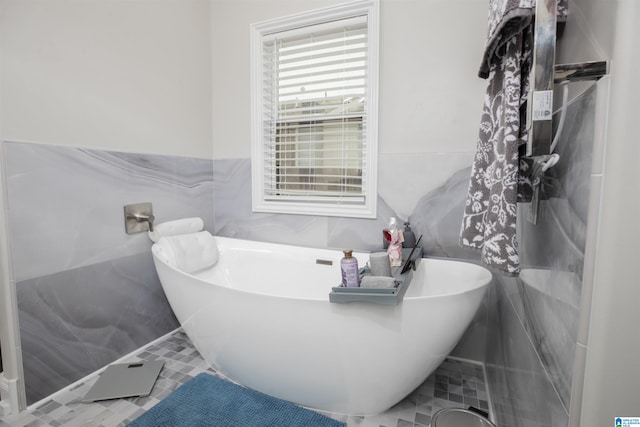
left=0, top=329, right=493, bottom=427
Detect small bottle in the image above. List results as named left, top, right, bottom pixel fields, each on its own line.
left=402, top=222, right=416, bottom=248
left=385, top=217, right=404, bottom=267
left=341, top=250, right=360, bottom=288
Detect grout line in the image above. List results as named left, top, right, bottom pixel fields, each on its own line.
left=480, top=361, right=496, bottom=424
left=446, top=355, right=484, bottom=367
left=447, top=356, right=496, bottom=423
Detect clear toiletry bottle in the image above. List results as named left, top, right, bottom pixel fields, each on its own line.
left=385, top=217, right=404, bottom=267
left=341, top=250, right=360, bottom=288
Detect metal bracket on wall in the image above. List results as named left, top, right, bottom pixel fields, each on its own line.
left=554, top=61, right=608, bottom=84
left=526, top=0, right=608, bottom=157
left=526, top=0, right=557, bottom=157
left=124, top=202, right=154, bottom=234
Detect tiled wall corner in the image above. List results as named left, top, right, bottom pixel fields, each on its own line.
left=3, top=141, right=214, bottom=404
left=484, top=80, right=606, bottom=426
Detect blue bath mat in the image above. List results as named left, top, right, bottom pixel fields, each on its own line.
left=126, top=372, right=345, bottom=427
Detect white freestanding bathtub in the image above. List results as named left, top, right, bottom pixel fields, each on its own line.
left=151, top=236, right=491, bottom=415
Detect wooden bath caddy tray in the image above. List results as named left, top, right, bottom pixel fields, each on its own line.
left=329, top=247, right=422, bottom=305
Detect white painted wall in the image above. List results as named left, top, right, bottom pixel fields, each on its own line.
left=0, top=0, right=213, bottom=159
left=211, top=0, right=488, bottom=159
left=2, top=0, right=489, bottom=158
left=2, top=0, right=488, bottom=160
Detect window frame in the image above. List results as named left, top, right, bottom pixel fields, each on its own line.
left=250, top=0, right=379, bottom=219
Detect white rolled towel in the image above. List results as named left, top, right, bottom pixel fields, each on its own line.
left=155, top=231, right=219, bottom=273
left=148, top=217, right=204, bottom=242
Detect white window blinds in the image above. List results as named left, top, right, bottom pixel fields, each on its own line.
left=251, top=1, right=378, bottom=218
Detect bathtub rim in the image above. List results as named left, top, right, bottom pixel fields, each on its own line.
left=151, top=235, right=492, bottom=303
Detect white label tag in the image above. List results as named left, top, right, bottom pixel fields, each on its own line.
left=532, top=90, right=553, bottom=121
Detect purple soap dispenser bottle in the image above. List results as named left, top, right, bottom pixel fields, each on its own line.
left=340, top=250, right=360, bottom=288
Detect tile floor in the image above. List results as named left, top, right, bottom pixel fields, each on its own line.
left=0, top=329, right=492, bottom=427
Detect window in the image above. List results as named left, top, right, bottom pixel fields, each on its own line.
left=250, top=0, right=379, bottom=218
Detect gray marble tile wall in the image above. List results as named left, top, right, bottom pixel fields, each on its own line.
left=2, top=81, right=599, bottom=422
left=484, top=82, right=601, bottom=426
left=212, top=153, right=480, bottom=258
left=4, top=140, right=486, bottom=406
left=3, top=141, right=214, bottom=404
left=486, top=275, right=570, bottom=427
